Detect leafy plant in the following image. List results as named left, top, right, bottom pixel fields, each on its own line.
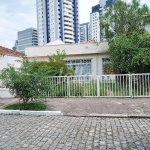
left=48, top=49, right=66, bottom=62
left=108, top=32, right=150, bottom=73
left=101, top=0, right=150, bottom=74
left=101, top=0, right=149, bottom=41
left=0, top=56, right=49, bottom=104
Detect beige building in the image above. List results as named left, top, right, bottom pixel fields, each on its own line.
left=25, top=40, right=110, bottom=75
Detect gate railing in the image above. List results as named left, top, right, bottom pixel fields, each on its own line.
left=46, top=73, right=150, bottom=98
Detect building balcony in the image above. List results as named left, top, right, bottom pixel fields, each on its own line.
left=64, top=30, right=74, bottom=35
left=64, top=38, right=74, bottom=43
left=63, top=8, right=73, bottom=14
left=64, top=25, right=74, bottom=31
left=63, top=0, right=72, bottom=6
left=64, top=17, right=73, bottom=23
left=64, top=21, right=74, bottom=27
left=64, top=4, right=73, bottom=10
left=64, top=12, right=73, bottom=18
left=64, top=34, right=74, bottom=39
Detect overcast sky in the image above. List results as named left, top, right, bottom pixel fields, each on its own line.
left=0, top=0, right=150, bottom=49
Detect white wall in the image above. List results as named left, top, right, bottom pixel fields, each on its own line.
left=0, top=55, right=22, bottom=98
left=27, top=53, right=110, bottom=76
left=0, top=55, right=21, bottom=70
left=25, top=42, right=110, bottom=76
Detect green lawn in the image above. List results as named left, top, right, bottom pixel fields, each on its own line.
left=4, top=102, right=47, bottom=111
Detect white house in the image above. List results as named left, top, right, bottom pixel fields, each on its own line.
left=25, top=40, right=110, bottom=76
left=0, top=46, right=22, bottom=98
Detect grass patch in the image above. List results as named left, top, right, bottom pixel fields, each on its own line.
left=4, top=102, right=47, bottom=111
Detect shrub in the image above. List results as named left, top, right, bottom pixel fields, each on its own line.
left=0, top=57, right=49, bottom=104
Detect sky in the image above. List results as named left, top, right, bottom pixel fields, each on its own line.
left=0, top=0, right=150, bottom=49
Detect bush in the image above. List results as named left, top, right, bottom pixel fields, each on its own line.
left=35, top=61, right=74, bottom=76
left=0, top=57, right=49, bottom=104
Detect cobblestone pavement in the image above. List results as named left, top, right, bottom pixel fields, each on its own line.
left=0, top=115, right=149, bottom=150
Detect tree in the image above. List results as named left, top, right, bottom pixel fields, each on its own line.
left=0, top=57, right=49, bottom=104
left=0, top=50, right=74, bottom=103
left=101, top=0, right=150, bottom=73
left=109, top=31, right=150, bottom=73
left=48, top=49, right=66, bottom=62
left=101, top=0, right=149, bottom=40
left=38, top=49, right=74, bottom=76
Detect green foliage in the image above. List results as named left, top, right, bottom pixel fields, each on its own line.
left=0, top=57, right=49, bottom=104
left=101, top=0, right=149, bottom=41
left=34, top=61, right=74, bottom=76
left=46, top=49, right=74, bottom=76
left=4, top=102, right=46, bottom=110
left=48, top=49, right=66, bottom=62
left=101, top=0, right=150, bottom=73
left=0, top=50, right=74, bottom=103
left=47, top=81, right=108, bottom=97
left=109, top=32, right=150, bottom=73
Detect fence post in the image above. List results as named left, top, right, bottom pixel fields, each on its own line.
left=129, top=74, right=132, bottom=98
left=97, top=76, right=100, bottom=97
left=67, top=76, right=70, bottom=97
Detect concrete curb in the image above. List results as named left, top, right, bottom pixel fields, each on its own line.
left=0, top=110, right=20, bottom=115
left=0, top=110, right=149, bottom=118
left=0, top=110, right=63, bottom=116
left=63, top=114, right=150, bottom=118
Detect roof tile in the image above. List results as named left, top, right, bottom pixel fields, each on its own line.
left=0, top=46, right=22, bottom=57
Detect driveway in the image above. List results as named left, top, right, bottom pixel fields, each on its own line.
left=0, top=115, right=149, bottom=150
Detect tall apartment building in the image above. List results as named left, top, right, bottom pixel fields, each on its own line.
left=90, top=0, right=115, bottom=42
left=17, top=28, right=38, bottom=53
left=36, top=0, right=79, bottom=46
left=90, top=4, right=101, bottom=42
left=80, top=22, right=91, bottom=43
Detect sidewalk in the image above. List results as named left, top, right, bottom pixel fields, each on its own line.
left=0, top=98, right=19, bottom=109
left=46, top=98, right=150, bottom=116
left=0, top=97, right=150, bottom=116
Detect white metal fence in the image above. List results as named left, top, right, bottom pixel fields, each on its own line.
left=46, top=73, right=150, bottom=98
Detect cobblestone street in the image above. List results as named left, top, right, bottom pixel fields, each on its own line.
left=0, top=115, right=149, bottom=150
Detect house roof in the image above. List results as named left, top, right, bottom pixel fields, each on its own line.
left=25, top=42, right=109, bottom=57
left=0, top=46, right=22, bottom=57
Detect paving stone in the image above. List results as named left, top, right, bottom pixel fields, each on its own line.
left=0, top=115, right=149, bottom=150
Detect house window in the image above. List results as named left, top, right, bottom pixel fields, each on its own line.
left=102, top=58, right=110, bottom=74
left=102, top=58, right=117, bottom=74
left=65, top=59, right=92, bottom=75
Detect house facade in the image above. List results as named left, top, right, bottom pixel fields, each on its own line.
left=25, top=41, right=110, bottom=75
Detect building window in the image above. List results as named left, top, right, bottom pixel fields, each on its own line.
left=65, top=59, right=92, bottom=75
left=102, top=58, right=116, bottom=74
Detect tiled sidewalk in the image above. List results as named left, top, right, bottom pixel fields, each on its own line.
left=0, top=115, right=149, bottom=150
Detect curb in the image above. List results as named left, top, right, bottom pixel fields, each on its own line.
left=0, top=110, right=149, bottom=118
left=0, top=110, right=63, bottom=116
left=63, top=114, right=150, bottom=118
